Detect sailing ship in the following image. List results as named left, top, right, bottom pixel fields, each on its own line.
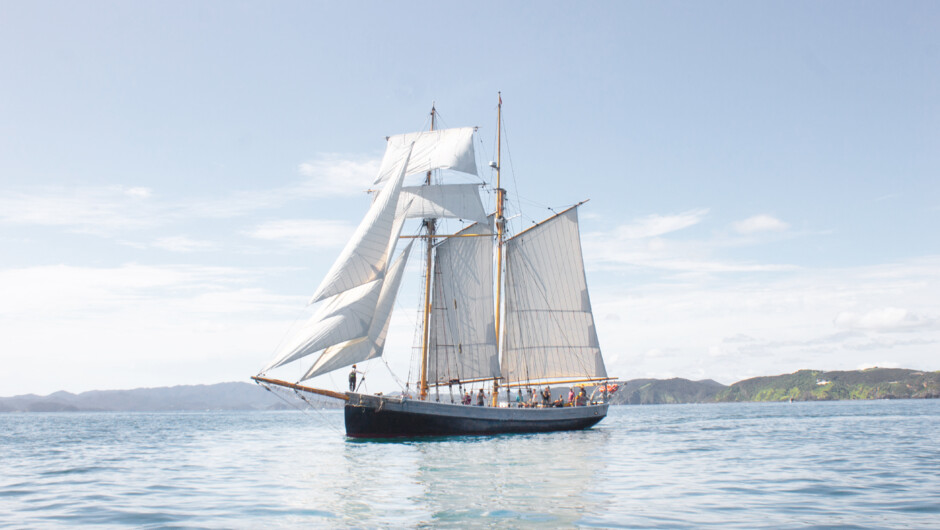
left=253, top=95, right=615, bottom=437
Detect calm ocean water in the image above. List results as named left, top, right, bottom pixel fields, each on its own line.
left=1, top=400, right=938, bottom=528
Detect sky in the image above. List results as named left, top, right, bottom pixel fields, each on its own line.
left=1, top=1, right=938, bottom=396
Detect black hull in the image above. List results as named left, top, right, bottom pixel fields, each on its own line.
left=344, top=393, right=608, bottom=438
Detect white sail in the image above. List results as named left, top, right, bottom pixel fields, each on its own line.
left=310, top=144, right=413, bottom=304
left=301, top=241, right=414, bottom=381
left=427, top=220, right=499, bottom=385
left=373, top=127, right=476, bottom=185
left=397, top=184, right=488, bottom=224
left=500, top=207, right=607, bottom=384
left=262, top=279, right=383, bottom=372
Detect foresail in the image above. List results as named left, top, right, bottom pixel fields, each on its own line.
left=398, top=184, right=488, bottom=224
left=301, top=241, right=414, bottom=381
left=310, top=144, right=413, bottom=303
left=500, top=207, right=607, bottom=384
left=427, top=220, right=499, bottom=385
left=373, top=127, right=476, bottom=185
left=262, top=279, right=383, bottom=372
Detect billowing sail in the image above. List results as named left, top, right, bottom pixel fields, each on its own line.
left=262, top=279, right=383, bottom=372
left=310, top=144, right=413, bottom=304
left=500, top=206, right=607, bottom=384
left=301, top=241, right=414, bottom=381
left=397, top=184, right=488, bottom=224
left=373, top=127, right=476, bottom=185
left=427, top=220, right=499, bottom=385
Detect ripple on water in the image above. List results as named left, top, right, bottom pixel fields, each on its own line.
left=0, top=403, right=938, bottom=528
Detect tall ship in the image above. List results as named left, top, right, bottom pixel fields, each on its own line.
left=254, top=95, right=615, bottom=437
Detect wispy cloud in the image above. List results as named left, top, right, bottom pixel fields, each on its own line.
left=834, top=307, right=933, bottom=331
left=0, top=155, right=381, bottom=236
left=0, top=186, right=161, bottom=234
left=614, top=208, right=709, bottom=239
left=732, top=214, right=789, bottom=234
left=0, top=263, right=308, bottom=394
left=152, top=236, right=218, bottom=253
left=297, top=155, right=379, bottom=197
left=584, top=208, right=795, bottom=275
left=592, top=256, right=940, bottom=384
left=243, top=219, right=355, bottom=248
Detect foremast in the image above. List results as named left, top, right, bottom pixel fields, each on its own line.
left=419, top=104, right=436, bottom=400
left=492, top=92, right=505, bottom=406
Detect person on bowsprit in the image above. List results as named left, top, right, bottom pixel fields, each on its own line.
left=348, top=365, right=364, bottom=392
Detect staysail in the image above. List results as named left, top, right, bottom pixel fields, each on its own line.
left=262, top=279, right=383, bottom=372
left=302, top=241, right=414, bottom=380
left=427, top=219, right=499, bottom=385
left=500, top=206, right=607, bottom=384
left=310, top=144, right=414, bottom=304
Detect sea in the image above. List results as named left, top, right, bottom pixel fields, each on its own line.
left=1, top=399, right=937, bottom=529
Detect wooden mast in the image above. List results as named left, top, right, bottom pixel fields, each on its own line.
left=492, top=92, right=504, bottom=406
left=419, top=104, right=436, bottom=400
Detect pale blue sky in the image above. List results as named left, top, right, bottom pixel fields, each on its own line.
left=1, top=1, right=937, bottom=395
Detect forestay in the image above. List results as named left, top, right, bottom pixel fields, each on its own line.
left=427, top=220, right=499, bottom=385
left=500, top=207, right=607, bottom=384
left=373, top=128, right=477, bottom=186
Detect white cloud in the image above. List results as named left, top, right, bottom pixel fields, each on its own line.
left=732, top=214, right=789, bottom=234
left=614, top=208, right=709, bottom=239
left=0, top=186, right=160, bottom=234
left=0, top=263, right=307, bottom=395
left=152, top=236, right=218, bottom=252
left=297, top=155, right=380, bottom=197
left=584, top=208, right=795, bottom=275
left=243, top=219, right=355, bottom=248
left=593, top=256, right=940, bottom=385
left=833, top=307, right=932, bottom=331
left=0, top=155, right=380, bottom=236
left=124, top=187, right=153, bottom=198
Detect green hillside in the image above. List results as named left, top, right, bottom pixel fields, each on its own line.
left=610, top=378, right=726, bottom=405
left=715, top=368, right=940, bottom=402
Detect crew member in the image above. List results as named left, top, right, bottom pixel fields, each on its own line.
left=348, top=364, right=363, bottom=392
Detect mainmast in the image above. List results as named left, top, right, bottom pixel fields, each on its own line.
left=419, top=104, right=436, bottom=400
left=493, top=92, right=505, bottom=406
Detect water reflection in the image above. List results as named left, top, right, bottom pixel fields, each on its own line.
left=332, top=428, right=612, bottom=527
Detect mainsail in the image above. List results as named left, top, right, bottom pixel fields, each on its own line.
left=500, top=206, right=607, bottom=384
left=427, top=219, right=499, bottom=385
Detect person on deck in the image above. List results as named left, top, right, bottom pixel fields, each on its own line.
left=577, top=387, right=587, bottom=406
left=463, top=390, right=471, bottom=405
left=515, top=389, right=524, bottom=407
left=348, top=365, right=363, bottom=392
left=476, top=389, right=486, bottom=406
left=542, top=386, right=551, bottom=406
left=568, top=387, right=575, bottom=405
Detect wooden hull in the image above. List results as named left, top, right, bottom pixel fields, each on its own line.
left=344, top=393, right=608, bottom=438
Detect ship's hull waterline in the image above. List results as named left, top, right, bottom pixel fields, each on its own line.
left=344, top=392, right=608, bottom=438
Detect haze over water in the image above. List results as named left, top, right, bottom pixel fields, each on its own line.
left=2, top=400, right=937, bottom=528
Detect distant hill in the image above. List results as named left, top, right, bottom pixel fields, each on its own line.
left=715, top=368, right=940, bottom=402
left=608, top=378, right=726, bottom=405
left=2, top=368, right=937, bottom=412
left=0, top=382, right=339, bottom=412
